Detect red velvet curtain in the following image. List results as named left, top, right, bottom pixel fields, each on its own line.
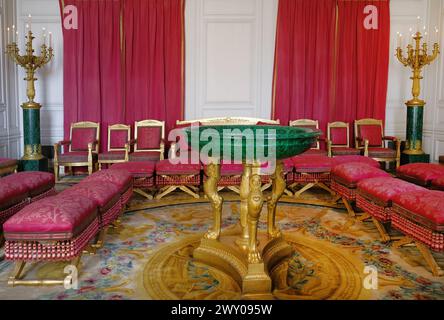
left=332, top=0, right=390, bottom=125
left=123, top=0, right=185, bottom=133
left=272, top=0, right=337, bottom=136
left=273, top=0, right=391, bottom=145
left=60, top=0, right=185, bottom=151
left=60, top=0, right=123, bottom=152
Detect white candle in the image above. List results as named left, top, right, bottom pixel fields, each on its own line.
left=7, top=27, right=10, bottom=44
left=435, top=27, right=439, bottom=44
left=399, top=33, right=403, bottom=48
left=42, top=27, right=47, bottom=46
left=49, top=32, right=53, bottom=48
left=12, top=25, right=15, bottom=42
left=15, top=31, right=18, bottom=45
left=28, top=14, right=32, bottom=31
left=416, top=16, right=421, bottom=33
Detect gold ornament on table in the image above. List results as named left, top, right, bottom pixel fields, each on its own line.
left=395, top=28, right=440, bottom=106
left=6, top=22, right=54, bottom=109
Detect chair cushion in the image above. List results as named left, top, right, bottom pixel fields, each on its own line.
left=332, top=163, right=390, bottom=187
left=71, top=127, right=98, bottom=151
left=129, top=151, right=161, bottom=162
left=392, top=190, right=444, bottom=231
left=332, top=155, right=380, bottom=168
left=15, top=172, right=55, bottom=197
left=359, top=125, right=382, bottom=147
left=59, top=151, right=98, bottom=163
left=331, top=147, right=361, bottom=156
left=0, top=177, right=29, bottom=210
left=330, top=127, right=348, bottom=145
left=61, top=181, right=120, bottom=211
left=110, top=161, right=156, bottom=176
left=367, top=147, right=397, bottom=158
left=137, top=126, right=162, bottom=150
left=300, top=149, right=328, bottom=156
left=292, top=155, right=333, bottom=173
left=3, top=195, right=97, bottom=240
left=84, top=169, right=132, bottom=191
left=397, top=163, right=444, bottom=185
left=156, top=159, right=201, bottom=175
left=358, top=177, right=425, bottom=205
left=109, top=130, right=129, bottom=149
left=99, top=151, right=126, bottom=161
left=0, top=158, right=17, bottom=169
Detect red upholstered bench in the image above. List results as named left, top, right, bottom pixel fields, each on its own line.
left=0, top=172, right=56, bottom=231
left=331, top=163, right=390, bottom=217
left=4, top=194, right=99, bottom=285
left=332, top=155, right=380, bottom=168
left=0, top=158, right=18, bottom=176
left=397, top=163, right=444, bottom=187
left=356, top=177, right=425, bottom=242
left=109, top=162, right=155, bottom=200
left=290, top=155, right=334, bottom=198
left=83, top=169, right=133, bottom=206
left=390, top=190, right=444, bottom=276
left=431, top=176, right=444, bottom=191
left=156, top=159, right=201, bottom=199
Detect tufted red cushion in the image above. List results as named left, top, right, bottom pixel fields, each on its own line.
left=397, top=163, right=444, bottom=185
left=0, top=158, right=17, bottom=168
left=0, top=177, right=29, bottom=210
left=330, top=127, right=348, bottom=145
left=292, top=155, right=333, bottom=173
left=367, top=147, right=397, bottom=158
left=59, top=151, right=97, bottom=163
left=137, top=126, right=162, bottom=150
left=331, top=147, right=361, bottom=156
left=358, top=177, right=425, bottom=205
left=129, top=151, right=161, bottom=162
left=392, top=190, right=444, bottom=231
left=156, top=159, right=201, bottom=175
left=4, top=195, right=97, bottom=240
left=61, top=181, right=120, bottom=211
left=431, top=176, right=444, bottom=191
left=359, top=125, right=382, bottom=147
left=332, top=163, right=390, bottom=187
left=71, top=127, right=97, bottom=151
left=99, top=151, right=126, bottom=161
left=15, top=172, right=55, bottom=197
left=109, top=130, right=129, bottom=149
left=110, top=161, right=155, bottom=176
left=332, top=155, right=380, bottom=168
left=84, top=169, right=132, bottom=191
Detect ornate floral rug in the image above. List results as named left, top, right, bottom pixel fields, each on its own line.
left=0, top=193, right=443, bottom=300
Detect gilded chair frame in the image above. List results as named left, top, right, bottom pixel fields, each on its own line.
left=54, top=121, right=100, bottom=182
left=133, top=119, right=165, bottom=161
left=354, top=118, right=401, bottom=168
left=289, top=119, right=321, bottom=150
left=98, top=124, right=131, bottom=170
left=327, top=121, right=351, bottom=157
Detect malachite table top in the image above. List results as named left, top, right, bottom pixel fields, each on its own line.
left=183, top=125, right=321, bottom=162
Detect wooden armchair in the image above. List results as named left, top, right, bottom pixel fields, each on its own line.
left=327, top=122, right=361, bottom=157
left=354, top=118, right=401, bottom=168
left=54, top=121, right=100, bottom=182
left=98, top=124, right=131, bottom=170
left=289, top=119, right=327, bottom=156
left=128, top=120, right=165, bottom=162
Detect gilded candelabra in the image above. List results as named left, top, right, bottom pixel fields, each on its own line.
left=396, top=31, right=439, bottom=156
left=5, top=28, right=53, bottom=170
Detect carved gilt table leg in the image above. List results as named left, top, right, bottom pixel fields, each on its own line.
left=267, top=160, right=285, bottom=239
left=236, top=163, right=251, bottom=250
left=203, top=161, right=223, bottom=240
left=247, top=164, right=265, bottom=264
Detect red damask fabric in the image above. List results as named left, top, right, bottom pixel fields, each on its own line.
left=61, top=182, right=120, bottom=209
left=358, top=177, right=425, bottom=204
left=397, top=163, right=444, bottom=184
left=156, top=159, right=201, bottom=175
left=332, top=163, right=389, bottom=185
left=332, top=155, right=380, bottom=168
left=292, top=155, right=333, bottom=173
left=14, top=172, right=55, bottom=197
left=84, top=169, right=132, bottom=191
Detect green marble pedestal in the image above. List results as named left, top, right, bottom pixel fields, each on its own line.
left=401, top=104, right=430, bottom=165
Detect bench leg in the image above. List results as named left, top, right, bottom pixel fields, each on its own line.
left=294, top=183, right=315, bottom=198
left=371, top=217, right=391, bottom=243
left=8, top=255, right=83, bottom=286
left=91, top=227, right=108, bottom=249
left=356, top=213, right=371, bottom=222
left=317, top=182, right=336, bottom=196
left=342, top=198, right=356, bottom=217
left=415, top=241, right=444, bottom=277
left=179, top=186, right=200, bottom=199
left=134, top=188, right=154, bottom=200
left=155, top=186, right=178, bottom=199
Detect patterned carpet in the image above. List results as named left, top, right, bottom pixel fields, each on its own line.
left=0, top=190, right=443, bottom=300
